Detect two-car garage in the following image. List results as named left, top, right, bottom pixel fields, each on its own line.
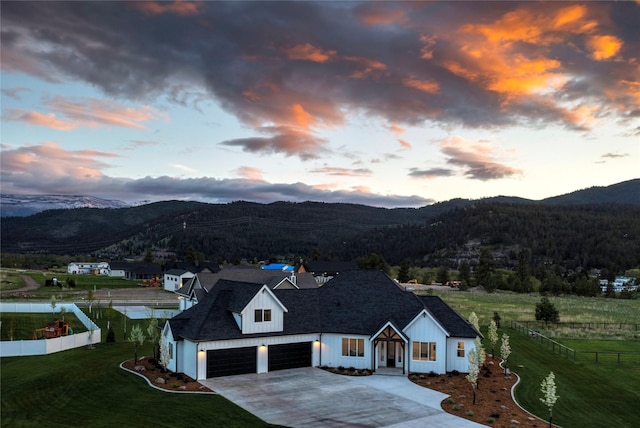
left=206, top=342, right=312, bottom=378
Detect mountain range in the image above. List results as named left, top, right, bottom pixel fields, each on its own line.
left=1, top=179, right=638, bottom=275
left=0, top=194, right=130, bottom=217
left=1, top=179, right=638, bottom=218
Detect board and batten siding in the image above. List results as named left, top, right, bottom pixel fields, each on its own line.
left=403, top=311, right=448, bottom=374
left=240, top=288, right=286, bottom=334
left=446, top=337, right=476, bottom=373
left=320, top=333, right=371, bottom=370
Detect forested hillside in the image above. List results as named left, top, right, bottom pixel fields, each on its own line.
left=2, top=197, right=639, bottom=277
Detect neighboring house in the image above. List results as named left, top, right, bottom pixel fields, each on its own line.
left=107, top=261, right=129, bottom=278
left=175, top=266, right=317, bottom=310
left=600, top=276, right=637, bottom=293
left=163, top=269, right=195, bottom=292
left=162, top=262, right=221, bottom=292
left=67, top=262, right=109, bottom=275
left=122, top=262, right=163, bottom=281
left=163, top=270, right=480, bottom=381
left=297, top=261, right=360, bottom=284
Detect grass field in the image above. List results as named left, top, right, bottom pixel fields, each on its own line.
left=0, top=311, right=276, bottom=428
left=1, top=313, right=89, bottom=340
left=431, top=291, right=640, bottom=428
left=2, top=284, right=639, bottom=427
left=0, top=269, right=27, bottom=291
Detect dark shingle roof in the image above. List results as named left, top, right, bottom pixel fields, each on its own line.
left=419, top=295, right=481, bottom=338
left=318, top=270, right=423, bottom=335
left=302, top=261, right=360, bottom=274
left=167, top=270, right=479, bottom=342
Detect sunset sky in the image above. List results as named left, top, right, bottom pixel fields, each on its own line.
left=1, top=1, right=638, bottom=208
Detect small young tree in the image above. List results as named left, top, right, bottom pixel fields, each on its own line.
left=159, top=337, right=171, bottom=376
left=129, top=325, right=145, bottom=363
left=487, top=320, right=498, bottom=358
left=147, top=318, right=160, bottom=360
left=535, top=296, right=560, bottom=324
left=466, top=347, right=480, bottom=405
left=60, top=306, right=67, bottom=322
left=86, top=289, right=95, bottom=314
left=105, top=300, right=115, bottom=330
left=106, top=325, right=116, bottom=343
left=500, top=333, right=511, bottom=375
left=540, top=371, right=559, bottom=428
left=50, top=295, right=57, bottom=315
left=468, top=311, right=479, bottom=332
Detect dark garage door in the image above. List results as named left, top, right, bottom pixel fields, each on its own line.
left=207, top=347, right=257, bottom=378
left=268, top=342, right=312, bottom=372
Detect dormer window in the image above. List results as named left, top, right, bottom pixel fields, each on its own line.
left=254, top=309, right=272, bottom=322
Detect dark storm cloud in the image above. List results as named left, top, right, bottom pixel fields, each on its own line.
left=3, top=0, right=637, bottom=149
left=408, top=168, right=455, bottom=179
left=0, top=142, right=428, bottom=208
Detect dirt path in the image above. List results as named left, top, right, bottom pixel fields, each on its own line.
left=0, top=275, right=41, bottom=296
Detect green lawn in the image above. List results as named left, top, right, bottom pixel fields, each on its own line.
left=1, top=313, right=88, bottom=340
left=505, top=330, right=640, bottom=428
left=0, top=269, right=26, bottom=291
left=0, top=315, right=276, bottom=428
left=433, top=291, right=640, bottom=428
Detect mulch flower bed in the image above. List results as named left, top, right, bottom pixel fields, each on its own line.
left=122, top=356, right=213, bottom=393
left=409, top=359, right=551, bottom=427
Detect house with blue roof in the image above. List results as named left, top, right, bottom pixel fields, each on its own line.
left=162, top=270, right=481, bottom=380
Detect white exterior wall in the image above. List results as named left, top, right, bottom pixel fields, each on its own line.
left=240, top=288, right=285, bottom=334
left=108, top=269, right=126, bottom=278
left=67, top=262, right=108, bottom=275
left=403, top=312, right=448, bottom=374
left=320, top=333, right=371, bottom=370
left=164, top=272, right=194, bottom=292
left=446, top=337, right=476, bottom=373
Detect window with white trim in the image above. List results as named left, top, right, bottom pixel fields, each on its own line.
left=342, top=337, right=365, bottom=357
left=412, top=341, right=436, bottom=361
left=254, top=309, right=272, bottom=322
left=457, top=341, right=465, bottom=357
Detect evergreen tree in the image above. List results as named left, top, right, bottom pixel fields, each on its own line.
left=535, top=296, right=560, bottom=324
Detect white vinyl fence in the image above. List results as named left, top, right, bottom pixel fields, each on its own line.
left=0, top=302, right=101, bottom=357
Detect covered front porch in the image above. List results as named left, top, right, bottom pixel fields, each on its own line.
left=371, top=321, right=408, bottom=374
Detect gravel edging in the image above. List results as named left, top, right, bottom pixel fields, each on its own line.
left=119, top=361, right=217, bottom=395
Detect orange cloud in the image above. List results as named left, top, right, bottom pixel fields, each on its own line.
left=290, top=103, right=315, bottom=128
left=309, top=167, right=371, bottom=177
left=3, top=110, right=76, bottom=131
left=357, top=6, right=406, bottom=26
left=403, top=78, right=439, bottom=94
left=286, top=43, right=336, bottom=63
left=132, top=0, right=201, bottom=16
left=235, top=166, right=263, bottom=180
left=587, top=35, right=623, bottom=60
left=345, top=56, right=387, bottom=78
left=47, top=96, right=162, bottom=129
left=440, top=136, right=521, bottom=181
left=0, top=141, right=116, bottom=179
left=388, top=124, right=405, bottom=135
left=398, top=138, right=412, bottom=149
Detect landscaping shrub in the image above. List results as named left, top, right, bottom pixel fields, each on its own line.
left=106, top=326, right=115, bottom=343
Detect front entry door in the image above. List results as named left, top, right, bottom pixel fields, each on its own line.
left=386, top=341, right=395, bottom=367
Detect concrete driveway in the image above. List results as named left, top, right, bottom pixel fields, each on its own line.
left=202, top=368, right=485, bottom=427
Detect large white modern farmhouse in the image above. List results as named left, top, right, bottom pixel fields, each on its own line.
left=162, top=270, right=480, bottom=380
